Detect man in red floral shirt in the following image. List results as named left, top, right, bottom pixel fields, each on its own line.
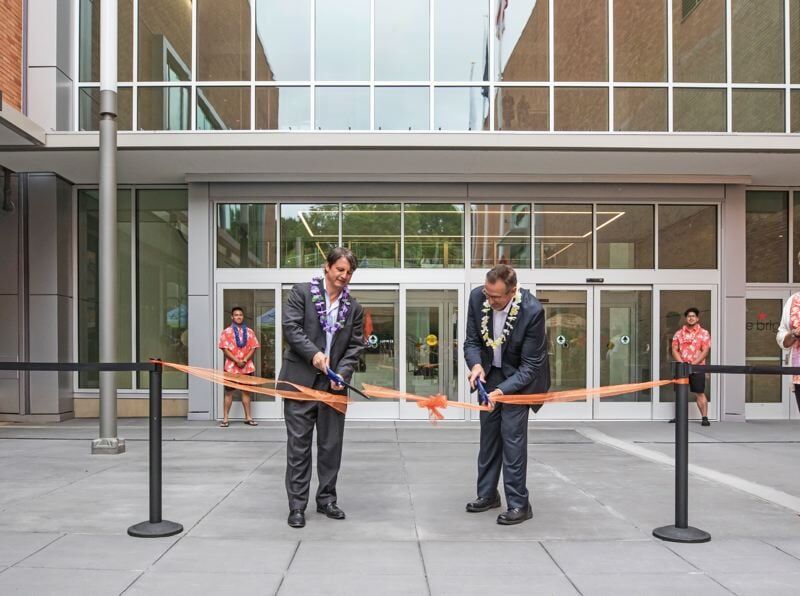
left=218, top=306, right=260, bottom=427
left=671, top=307, right=712, bottom=426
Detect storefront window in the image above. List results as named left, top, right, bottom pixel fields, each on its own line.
left=746, top=191, right=788, bottom=282
left=495, top=0, right=548, bottom=82
left=280, top=204, right=339, bottom=268
left=315, top=87, right=370, bottom=130
left=217, top=204, right=278, bottom=268
left=732, top=89, right=785, bottom=133
left=316, top=0, right=370, bottom=81
left=659, top=290, right=712, bottom=403
left=404, top=204, right=464, bottom=268
left=77, top=190, right=133, bottom=389
left=434, top=87, right=489, bottom=131
left=494, top=88, right=548, bottom=131
left=614, top=88, right=667, bottom=132
left=138, top=0, right=192, bottom=82
left=470, top=204, right=531, bottom=268
left=732, top=0, right=784, bottom=84
left=137, top=190, right=189, bottom=389
left=672, top=0, right=726, bottom=83
left=434, top=0, right=488, bottom=81
left=348, top=289, right=400, bottom=401
left=256, top=0, right=311, bottom=81
left=554, top=88, right=608, bottom=131
left=534, top=205, right=592, bottom=269
left=79, top=0, right=133, bottom=82
left=658, top=205, right=717, bottom=269
left=614, top=0, right=666, bottom=82
left=138, top=87, right=190, bottom=131
left=673, top=88, right=727, bottom=132
left=255, top=87, right=311, bottom=130
left=375, top=87, right=429, bottom=131
left=342, top=204, right=401, bottom=268
left=406, top=290, right=459, bottom=401
left=79, top=88, right=133, bottom=131
left=375, top=0, right=429, bottom=81
left=197, top=87, right=250, bottom=130
left=596, top=204, right=654, bottom=269
left=554, top=0, right=608, bottom=81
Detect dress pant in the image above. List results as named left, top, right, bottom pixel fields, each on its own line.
left=476, top=367, right=530, bottom=509
left=793, top=384, right=800, bottom=412
left=284, top=381, right=346, bottom=512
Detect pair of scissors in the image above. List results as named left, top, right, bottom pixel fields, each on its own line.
left=475, top=378, right=491, bottom=406
left=326, top=368, right=371, bottom=400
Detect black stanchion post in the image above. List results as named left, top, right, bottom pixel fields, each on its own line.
left=653, top=361, right=710, bottom=543
left=128, top=361, right=183, bottom=538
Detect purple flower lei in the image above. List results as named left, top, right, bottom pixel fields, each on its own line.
left=232, top=323, right=248, bottom=349
left=310, top=276, right=350, bottom=334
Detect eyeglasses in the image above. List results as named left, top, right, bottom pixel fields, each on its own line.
left=482, top=286, right=515, bottom=300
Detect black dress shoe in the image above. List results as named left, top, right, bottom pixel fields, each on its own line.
left=287, top=509, right=305, bottom=528
left=668, top=418, right=676, bottom=423
left=466, top=492, right=502, bottom=513
left=316, top=502, right=346, bottom=520
left=497, top=503, right=533, bottom=525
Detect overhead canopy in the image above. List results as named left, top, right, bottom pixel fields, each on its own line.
left=0, top=105, right=46, bottom=151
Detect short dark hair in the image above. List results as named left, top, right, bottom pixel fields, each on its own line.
left=485, top=265, right=517, bottom=290
left=684, top=307, right=700, bottom=317
left=231, top=306, right=244, bottom=316
left=326, top=246, right=358, bottom=272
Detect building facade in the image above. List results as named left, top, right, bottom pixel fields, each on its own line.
left=1, top=0, right=800, bottom=422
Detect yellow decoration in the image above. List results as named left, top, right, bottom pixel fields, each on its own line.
left=425, top=334, right=438, bottom=347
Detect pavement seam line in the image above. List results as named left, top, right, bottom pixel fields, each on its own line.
left=576, top=427, right=800, bottom=515
left=539, top=541, right=584, bottom=596
left=274, top=540, right=301, bottom=596
left=396, top=424, right=432, bottom=596
left=118, top=570, right=146, bottom=595
left=759, top=538, right=800, bottom=563
left=7, top=533, right=67, bottom=569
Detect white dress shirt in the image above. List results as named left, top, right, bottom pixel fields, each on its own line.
left=492, top=299, right=514, bottom=368
left=323, top=286, right=340, bottom=358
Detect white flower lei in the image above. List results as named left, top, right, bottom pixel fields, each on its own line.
left=480, top=290, right=522, bottom=350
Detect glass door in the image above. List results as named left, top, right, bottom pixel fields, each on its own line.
left=216, top=284, right=281, bottom=419
left=401, top=287, right=464, bottom=420
left=745, top=290, right=795, bottom=419
left=535, top=288, right=593, bottom=419
left=593, top=287, right=653, bottom=419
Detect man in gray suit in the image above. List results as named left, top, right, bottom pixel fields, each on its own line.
left=280, top=246, right=366, bottom=529
left=464, top=265, right=550, bottom=525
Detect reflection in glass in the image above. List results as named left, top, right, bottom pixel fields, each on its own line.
left=746, top=191, right=788, bottom=283
left=673, top=0, right=726, bottom=83
left=658, top=205, right=717, bottom=269
left=733, top=89, right=785, bottom=133
left=256, top=87, right=311, bottom=130
left=794, top=192, right=800, bottom=281
left=435, top=0, right=488, bottom=81
left=256, top=0, right=311, bottom=81
left=600, top=290, right=652, bottom=402
left=138, top=0, right=192, bottom=81
left=375, top=0, right=429, bottom=81
left=614, top=88, right=667, bottom=132
left=316, top=0, right=370, bottom=81
left=496, top=0, right=548, bottom=81
left=673, top=88, right=727, bottom=132
left=315, top=87, right=370, bottom=130
left=732, top=0, right=784, bottom=84
left=470, top=204, right=531, bottom=268
left=434, top=87, right=489, bottom=131
left=348, top=289, right=400, bottom=401
left=79, top=87, right=133, bottom=131
left=494, top=87, right=548, bottom=131
left=197, top=87, right=250, bottom=130
left=375, top=87, right=429, bottom=131
left=793, top=91, right=800, bottom=133
left=659, top=291, right=712, bottom=403
left=793, top=0, right=800, bottom=83
left=79, top=0, right=133, bottom=82
left=280, top=204, right=339, bottom=268
left=222, top=289, right=276, bottom=401
left=404, top=204, right=465, bottom=268
left=534, top=205, right=592, bottom=269
left=406, top=290, right=459, bottom=402
left=197, top=0, right=251, bottom=81
left=137, top=190, right=189, bottom=390
left=137, top=87, right=190, bottom=130
left=77, top=190, right=133, bottom=389
left=538, top=290, right=587, bottom=396
left=217, top=204, right=278, bottom=268
left=554, top=0, right=607, bottom=81
left=342, top=204, right=401, bottom=268
left=614, top=0, right=666, bottom=82
left=554, top=88, right=608, bottom=131
left=596, top=205, right=654, bottom=269
left=745, top=299, right=783, bottom=403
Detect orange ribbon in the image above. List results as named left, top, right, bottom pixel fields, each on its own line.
left=156, top=360, right=689, bottom=420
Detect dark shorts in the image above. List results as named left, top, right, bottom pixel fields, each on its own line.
left=689, top=372, right=706, bottom=396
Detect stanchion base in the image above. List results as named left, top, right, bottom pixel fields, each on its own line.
left=127, top=520, right=183, bottom=538
left=653, top=525, right=711, bottom=543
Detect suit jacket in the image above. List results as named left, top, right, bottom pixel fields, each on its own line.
left=463, top=287, right=550, bottom=400
left=279, top=282, right=366, bottom=392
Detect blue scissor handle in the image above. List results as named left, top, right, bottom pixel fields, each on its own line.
left=326, top=368, right=345, bottom=386
left=475, top=378, right=490, bottom=406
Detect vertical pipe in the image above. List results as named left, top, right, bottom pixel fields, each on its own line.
left=149, top=364, right=163, bottom=524
left=95, top=0, right=123, bottom=453
left=675, top=362, right=689, bottom=529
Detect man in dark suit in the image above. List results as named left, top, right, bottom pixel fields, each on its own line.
left=463, top=264, right=550, bottom=525
left=280, top=246, right=366, bottom=529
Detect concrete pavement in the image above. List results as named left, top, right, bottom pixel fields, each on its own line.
left=0, top=419, right=799, bottom=595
